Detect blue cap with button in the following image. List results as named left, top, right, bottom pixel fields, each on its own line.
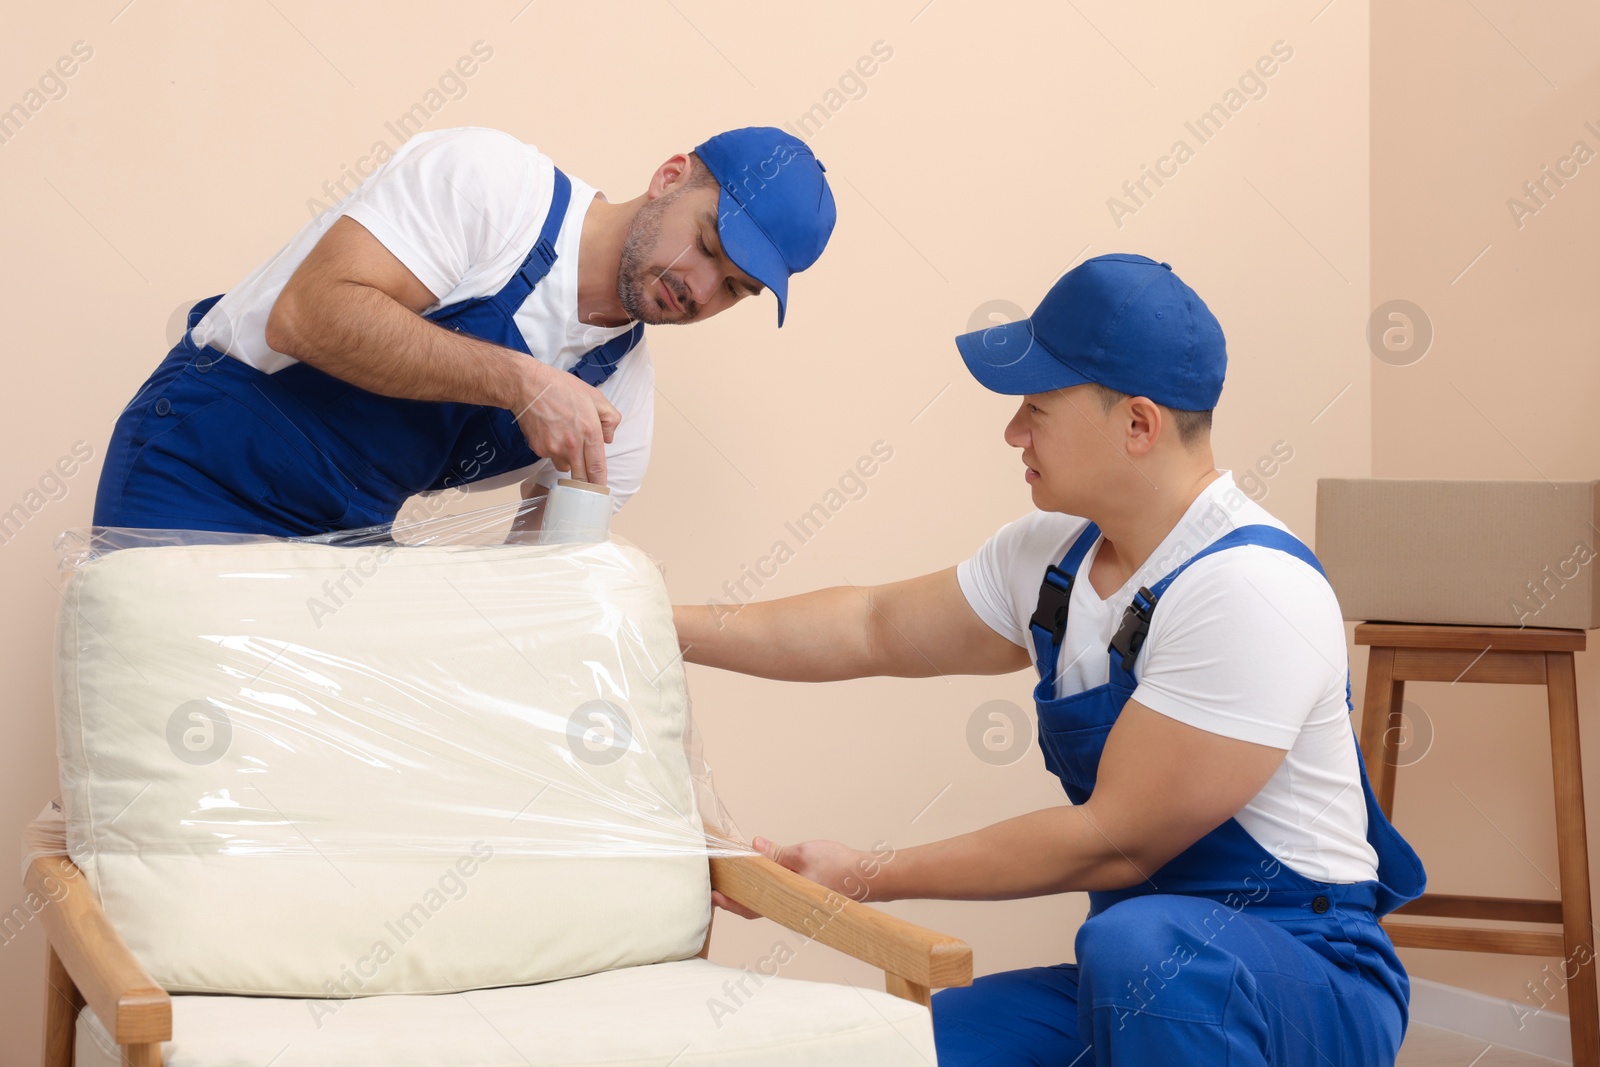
left=692, top=126, right=837, bottom=327
left=954, top=252, right=1228, bottom=411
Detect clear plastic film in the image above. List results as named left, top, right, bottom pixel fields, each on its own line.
left=31, top=494, right=751, bottom=997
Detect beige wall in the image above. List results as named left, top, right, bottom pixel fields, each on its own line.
left=0, top=0, right=1477, bottom=1059
left=1372, top=0, right=1600, bottom=1020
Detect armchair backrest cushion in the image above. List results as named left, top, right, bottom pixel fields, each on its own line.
left=54, top=537, right=710, bottom=997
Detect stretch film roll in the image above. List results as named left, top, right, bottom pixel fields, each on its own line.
left=542, top=478, right=612, bottom=544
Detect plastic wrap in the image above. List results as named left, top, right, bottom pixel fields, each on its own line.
left=30, top=495, right=751, bottom=997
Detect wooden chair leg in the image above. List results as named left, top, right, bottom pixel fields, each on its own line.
left=120, top=1045, right=162, bottom=1067
left=885, top=973, right=931, bottom=1007
left=1359, top=646, right=1403, bottom=818
left=1547, top=651, right=1599, bottom=1067
left=45, top=944, right=82, bottom=1067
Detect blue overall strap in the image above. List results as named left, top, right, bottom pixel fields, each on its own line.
left=1029, top=521, right=1101, bottom=689
left=571, top=322, right=645, bottom=385
left=491, top=167, right=573, bottom=312
left=1108, top=524, right=1325, bottom=673
left=1150, top=524, right=1325, bottom=593
left=496, top=165, right=643, bottom=387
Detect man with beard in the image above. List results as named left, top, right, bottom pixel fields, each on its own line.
left=93, top=126, right=835, bottom=535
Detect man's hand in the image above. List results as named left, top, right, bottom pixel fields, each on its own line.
left=712, top=836, right=896, bottom=919
left=512, top=361, right=621, bottom=486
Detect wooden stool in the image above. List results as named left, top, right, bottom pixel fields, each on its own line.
left=1357, top=623, right=1596, bottom=1066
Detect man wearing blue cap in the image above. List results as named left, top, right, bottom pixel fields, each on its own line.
left=93, top=125, right=835, bottom=535
left=675, top=254, right=1426, bottom=1064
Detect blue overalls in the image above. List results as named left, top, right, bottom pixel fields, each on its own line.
left=93, top=168, right=645, bottom=536
left=932, top=523, right=1427, bottom=1066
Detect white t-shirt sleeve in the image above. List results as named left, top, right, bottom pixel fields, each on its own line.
left=956, top=512, right=1089, bottom=649
left=956, top=516, right=1033, bottom=648
left=1132, top=546, right=1349, bottom=749
left=341, top=127, right=538, bottom=303
left=524, top=336, right=655, bottom=513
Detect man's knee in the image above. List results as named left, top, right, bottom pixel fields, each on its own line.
left=933, top=982, right=1024, bottom=1066
left=932, top=965, right=1086, bottom=1065
left=1075, top=894, right=1249, bottom=1020
left=1079, top=897, right=1191, bottom=981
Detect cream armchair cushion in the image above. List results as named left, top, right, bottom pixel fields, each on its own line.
left=72, top=958, right=937, bottom=1066
left=55, top=538, right=710, bottom=997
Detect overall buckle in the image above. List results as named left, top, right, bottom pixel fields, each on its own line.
left=1030, top=565, right=1075, bottom=645
left=1109, top=586, right=1158, bottom=671
left=516, top=239, right=559, bottom=288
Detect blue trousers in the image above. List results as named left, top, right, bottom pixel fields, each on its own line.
left=931, top=894, right=1407, bottom=1066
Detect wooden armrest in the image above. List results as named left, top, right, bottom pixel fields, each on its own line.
left=709, top=853, right=972, bottom=990
left=26, top=855, right=171, bottom=1046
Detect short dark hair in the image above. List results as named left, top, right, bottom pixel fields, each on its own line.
left=1087, top=383, right=1212, bottom=449
left=684, top=151, right=721, bottom=190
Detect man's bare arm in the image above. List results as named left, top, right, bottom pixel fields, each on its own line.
left=750, top=700, right=1289, bottom=903
left=870, top=700, right=1288, bottom=899
left=263, top=217, right=620, bottom=484
left=673, top=566, right=1030, bottom=682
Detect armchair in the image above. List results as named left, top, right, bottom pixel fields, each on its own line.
left=30, top=519, right=971, bottom=1065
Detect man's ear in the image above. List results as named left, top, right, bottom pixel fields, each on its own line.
left=650, top=153, right=694, bottom=199
left=1125, top=396, right=1164, bottom=457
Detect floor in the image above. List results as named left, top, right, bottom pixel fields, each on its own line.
left=1397, top=1022, right=1567, bottom=1066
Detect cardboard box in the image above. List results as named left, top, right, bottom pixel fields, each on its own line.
left=1315, top=479, right=1600, bottom=630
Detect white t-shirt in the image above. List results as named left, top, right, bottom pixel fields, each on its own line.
left=190, top=126, right=654, bottom=510
left=956, top=471, right=1379, bottom=884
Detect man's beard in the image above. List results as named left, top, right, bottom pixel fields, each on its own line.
left=617, top=189, right=695, bottom=325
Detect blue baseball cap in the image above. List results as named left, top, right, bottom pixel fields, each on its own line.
left=956, top=253, right=1227, bottom=410
left=692, top=127, right=837, bottom=327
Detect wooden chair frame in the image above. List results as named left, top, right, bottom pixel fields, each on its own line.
left=32, top=848, right=972, bottom=1066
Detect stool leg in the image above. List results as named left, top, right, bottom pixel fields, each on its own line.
left=1360, top=646, right=1404, bottom=818
left=1547, top=651, right=1598, bottom=1067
